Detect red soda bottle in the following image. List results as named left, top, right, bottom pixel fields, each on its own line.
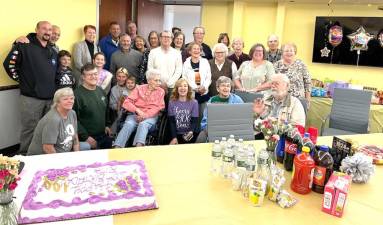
left=291, top=146, right=315, bottom=194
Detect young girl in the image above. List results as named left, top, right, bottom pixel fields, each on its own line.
left=93, top=52, right=113, bottom=93
left=168, top=78, right=199, bottom=144
left=56, top=50, right=76, bottom=89
left=109, top=68, right=136, bottom=135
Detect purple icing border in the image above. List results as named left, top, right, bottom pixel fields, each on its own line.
left=18, top=201, right=158, bottom=224
left=18, top=160, right=158, bottom=224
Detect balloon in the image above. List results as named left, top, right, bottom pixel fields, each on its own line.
left=328, top=25, right=343, bottom=47
left=347, top=26, right=374, bottom=51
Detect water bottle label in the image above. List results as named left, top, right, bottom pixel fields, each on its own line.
left=223, top=156, right=233, bottom=162
left=236, top=160, right=246, bottom=168
left=212, top=151, right=222, bottom=158
left=246, top=164, right=255, bottom=171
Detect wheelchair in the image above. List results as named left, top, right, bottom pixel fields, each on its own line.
left=116, top=109, right=169, bottom=147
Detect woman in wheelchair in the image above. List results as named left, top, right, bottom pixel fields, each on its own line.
left=196, top=76, right=244, bottom=143
left=113, top=69, right=165, bottom=148
left=168, top=78, right=199, bottom=144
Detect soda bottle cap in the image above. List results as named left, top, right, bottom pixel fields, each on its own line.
left=304, top=132, right=310, bottom=138
left=319, top=145, right=329, bottom=152
left=302, top=146, right=310, bottom=153
left=214, top=140, right=220, bottom=144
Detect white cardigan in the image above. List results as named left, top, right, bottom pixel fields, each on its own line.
left=182, top=57, right=212, bottom=95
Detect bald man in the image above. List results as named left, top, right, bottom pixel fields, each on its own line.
left=265, top=34, right=282, bottom=63
left=3, top=21, right=58, bottom=155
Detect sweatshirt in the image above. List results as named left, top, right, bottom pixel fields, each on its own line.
left=3, top=33, right=57, bottom=99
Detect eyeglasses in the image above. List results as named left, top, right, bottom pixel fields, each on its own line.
left=215, top=51, right=225, bottom=54
left=84, top=72, right=98, bottom=77
left=161, top=36, right=172, bottom=39
left=193, top=32, right=204, bottom=35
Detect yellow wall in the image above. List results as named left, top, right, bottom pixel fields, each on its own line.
left=201, top=2, right=232, bottom=48
left=0, top=0, right=97, bottom=87
left=202, top=1, right=383, bottom=89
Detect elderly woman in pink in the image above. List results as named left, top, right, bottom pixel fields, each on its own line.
left=113, top=69, right=165, bottom=147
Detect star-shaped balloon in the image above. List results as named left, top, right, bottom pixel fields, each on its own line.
left=347, top=26, right=374, bottom=51
left=320, top=47, right=331, bottom=57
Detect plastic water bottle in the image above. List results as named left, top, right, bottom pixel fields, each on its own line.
left=211, top=140, right=222, bottom=175
left=228, top=135, right=235, bottom=146
left=220, top=137, right=227, bottom=152
left=221, top=144, right=234, bottom=179
left=247, top=144, right=256, bottom=159
left=235, top=143, right=247, bottom=169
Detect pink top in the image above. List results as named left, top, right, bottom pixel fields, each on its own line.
left=123, top=84, right=165, bottom=118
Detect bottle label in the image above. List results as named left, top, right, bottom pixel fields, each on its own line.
left=212, top=151, right=221, bottom=158
left=309, top=168, right=314, bottom=189
left=313, top=166, right=327, bottom=186
left=223, top=155, right=233, bottom=162
left=246, top=164, right=255, bottom=171
left=236, top=160, right=246, bottom=168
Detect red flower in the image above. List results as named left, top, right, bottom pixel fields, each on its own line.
left=8, top=182, right=18, bottom=190
left=0, top=182, right=3, bottom=190
left=0, top=169, right=7, bottom=179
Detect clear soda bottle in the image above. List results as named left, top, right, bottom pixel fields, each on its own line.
left=221, top=144, right=234, bottom=179
left=211, top=140, right=222, bottom=175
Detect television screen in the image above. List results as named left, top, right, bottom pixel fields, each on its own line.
left=312, top=17, right=383, bottom=67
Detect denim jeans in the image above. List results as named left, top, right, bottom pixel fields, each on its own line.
left=79, top=142, right=91, bottom=150
left=114, top=114, right=158, bottom=147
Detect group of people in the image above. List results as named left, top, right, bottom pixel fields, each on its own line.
left=3, top=20, right=311, bottom=156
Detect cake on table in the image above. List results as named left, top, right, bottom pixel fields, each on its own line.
left=18, top=160, right=158, bottom=224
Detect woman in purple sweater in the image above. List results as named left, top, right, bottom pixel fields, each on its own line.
left=168, top=78, right=199, bottom=144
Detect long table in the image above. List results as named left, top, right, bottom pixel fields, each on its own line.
left=307, top=97, right=383, bottom=135
left=14, top=134, right=383, bottom=225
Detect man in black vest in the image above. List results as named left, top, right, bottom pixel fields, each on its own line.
left=3, top=21, right=58, bottom=155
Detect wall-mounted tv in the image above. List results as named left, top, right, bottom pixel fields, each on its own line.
left=312, top=17, right=383, bottom=67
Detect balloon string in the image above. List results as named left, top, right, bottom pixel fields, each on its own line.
left=330, top=48, right=334, bottom=64
left=357, top=50, right=360, bottom=67
left=327, top=0, right=334, bottom=16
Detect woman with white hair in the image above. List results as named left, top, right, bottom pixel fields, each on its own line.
left=28, top=87, right=79, bottom=155
left=234, top=43, right=275, bottom=94
left=113, top=69, right=165, bottom=147
left=209, top=43, right=237, bottom=96
left=196, top=76, right=244, bottom=143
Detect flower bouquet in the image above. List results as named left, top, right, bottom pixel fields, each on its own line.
left=0, top=155, right=21, bottom=225
left=254, top=118, right=295, bottom=164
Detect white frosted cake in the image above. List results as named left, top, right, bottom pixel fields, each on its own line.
left=18, top=160, right=158, bottom=224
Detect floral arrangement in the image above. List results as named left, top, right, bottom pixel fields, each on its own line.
left=0, top=155, right=20, bottom=193
left=254, top=118, right=295, bottom=151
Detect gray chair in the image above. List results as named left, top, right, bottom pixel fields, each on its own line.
left=233, top=90, right=263, bottom=103
left=321, top=88, right=372, bottom=136
left=207, top=103, right=254, bottom=142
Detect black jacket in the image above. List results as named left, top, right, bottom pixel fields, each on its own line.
left=3, top=33, right=58, bottom=99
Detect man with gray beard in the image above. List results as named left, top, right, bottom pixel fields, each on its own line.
left=253, top=73, right=305, bottom=126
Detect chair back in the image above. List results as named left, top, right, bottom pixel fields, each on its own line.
left=207, top=103, right=254, bottom=142
left=329, top=88, right=372, bottom=133
left=298, top=98, right=308, bottom=116
left=233, top=90, right=263, bottom=103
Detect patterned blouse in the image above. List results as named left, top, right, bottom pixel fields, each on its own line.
left=274, top=59, right=312, bottom=98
